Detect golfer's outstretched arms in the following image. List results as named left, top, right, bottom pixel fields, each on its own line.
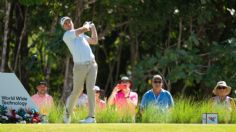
left=75, top=24, right=90, bottom=36
left=87, top=24, right=98, bottom=45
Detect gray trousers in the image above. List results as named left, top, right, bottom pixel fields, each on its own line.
left=66, top=61, right=97, bottom=117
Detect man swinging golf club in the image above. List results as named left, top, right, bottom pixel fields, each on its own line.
left=60, top=16, right=98, bottom=123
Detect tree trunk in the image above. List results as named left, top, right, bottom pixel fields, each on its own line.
left=115, top=41, right=123, bottom=81
left=177, top=17, right=182, bottom=49
left=60, top=56, right=73, bottom=104
left=166, top=67, right=172, bottom=91
left=1, top=1, right=11, bottom=72
left=18, top=7, right=30, bottom=91
left=45, top=15, right=59, bottom=89
left=131, top=33, right=139, bottom=77
left=73, top=0, right=97, bottom=26
left=104, top=64, right=115, bottom=95
left=14, top=7, right=28, bottom=72
left=74, top=0, right=84, bottom=27
left=102, top=46, right=114, bottom=93
left=189, top=16, right=193, bottom=33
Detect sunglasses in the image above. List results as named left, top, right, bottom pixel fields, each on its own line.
left=153, top=80, right=162, bottom=84
left=217, top=86, right=226, bottom=90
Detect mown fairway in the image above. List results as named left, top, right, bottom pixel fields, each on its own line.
left=0, top=124, right=236, bottom=132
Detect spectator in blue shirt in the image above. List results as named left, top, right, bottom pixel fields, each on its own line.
left=140, top=74, right=174, bottom=112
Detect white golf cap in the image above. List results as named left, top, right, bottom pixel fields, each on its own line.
left=121, top=76, right=130, bottom=81
left=94, top=85, right=100, bottom=91
left=153, top=74, right=162, bottom=80
left=60, top=16, right=71, bottom=26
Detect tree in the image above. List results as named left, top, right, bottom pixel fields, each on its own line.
left=1, top=1, right=11, bottom=72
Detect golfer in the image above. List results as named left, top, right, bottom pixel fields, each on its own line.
left=60, top=16, right=98, bottom=123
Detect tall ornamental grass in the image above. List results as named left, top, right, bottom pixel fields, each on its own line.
left=169, top=98, right=201, bottom=123
left=96, top=107, right=135, bottom=123
left=48, top=104, right=64, bottom=123
left=140, top=97, right=235, bottom=123
left=47, top=98, right=236, bottom=123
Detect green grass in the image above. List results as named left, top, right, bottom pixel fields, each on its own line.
left=48, top=105, right=135, bottom=123
left=3, top=98, right=235, bottom=124
left=46, top=98, right=236, bottom=123
left=1, top=98, right=236, bottom=132
left=140, top=97, right=236, bottom=123
left=0, top=124, right=236, bottom=132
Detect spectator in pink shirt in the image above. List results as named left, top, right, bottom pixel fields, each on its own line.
left=31, top=81, right=54, bottom=115
left=108, top=76, right=138, bottom=115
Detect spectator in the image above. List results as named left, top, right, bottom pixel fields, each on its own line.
left=94, top=86, right=106, bottom=110
left=66, top=92, right=88, bottom=108
left=108, top=76, right=138, bottom=115
left=211, top=81, right=236, bottom=112
left=140, top=74, right=174, bottom=112
left=31, top=81, right=54, bottom=115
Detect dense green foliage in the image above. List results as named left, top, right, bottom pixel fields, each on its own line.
left=0, top=0, right=236, bottom=101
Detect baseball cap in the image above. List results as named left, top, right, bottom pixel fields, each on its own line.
left=119, top=76, right=133, bottom=88
left=152, top=74, right=162, bottom=80
left=94, top=85, right=100, bottom=91
left=39, top=80, right=47, bottom=86
left=121, top=76, right=130, bottom=81
left=60, top=16, right=71, bottom=27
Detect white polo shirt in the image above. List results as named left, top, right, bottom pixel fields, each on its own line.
left=63, top=30, right=95, bottom=63
left=66, top=93, right=88, bottom=108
